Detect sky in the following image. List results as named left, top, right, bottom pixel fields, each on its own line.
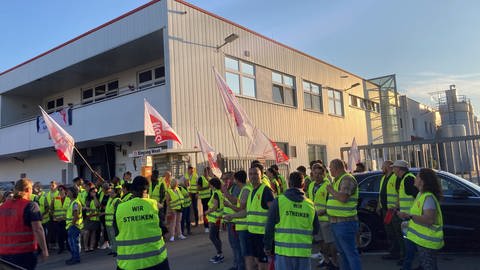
left=1, top=0, right=479, bottom=111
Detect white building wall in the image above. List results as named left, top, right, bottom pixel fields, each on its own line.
left=398, top=95, right=437, bottom=141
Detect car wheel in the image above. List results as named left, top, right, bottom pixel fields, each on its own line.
left=358, top=220, right=374, bottom=250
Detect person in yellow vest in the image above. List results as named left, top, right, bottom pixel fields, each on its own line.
left=221, top=171, right=244, bottom=270
left=397, top=168, right=444, bottom=270
left=203, top=177, right=225, bottom=264
left=251, top=161, right=272, bottom=190
left=52, top=185, right=70, bottom=254
left=46, top=180, right=59, bottom=248
left=264, top=171, right=319, bottom=270
left=184, top=166, right=200, bottom=227
left=65, top=186, right=83, bottom=265
left=224, top=170, right=251, bottom=270
left=270, top=164, right=287, bottom=194
left=179, top=180, right=192, bottom=236
left=297, top=165, right=310, bottom=193
left=105, top=185, right=122, bottom=257
left=309, top=163, right=338, bottom=269
left=32, top=181, right=50, bottom=250
left=199, top=167, right=213, bottom=233
left=121, top=183, right=133, bottom=202
left=114, top=176, right=170, bottom=270
left=150, top=170, right=169, bottom=223
left=83, top=183, right=101, bottom=252
left=266, top=167, right=281, bottom=196
left=377, top=160, right=403, bottom=261
left=122, top=171, right=132, bottom=185
left=392, top=160, right=418, bottom=266
left=326, top=159, right=362, bottom=270
left=166, top=179, right=187, bottom=242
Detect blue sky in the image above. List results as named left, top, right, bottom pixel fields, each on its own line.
left=1, top=0, right=479, bottom=111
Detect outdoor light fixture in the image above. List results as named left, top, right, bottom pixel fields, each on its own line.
left=344, top=82, right=361, bottom=92
left=217, top=33, right=239, bottom=50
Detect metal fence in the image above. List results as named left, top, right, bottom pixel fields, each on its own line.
left=218, top=157, right=290, bottom=178
left=340, top=135, right=480, bottom=184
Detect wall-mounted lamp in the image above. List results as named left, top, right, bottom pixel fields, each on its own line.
left=344, top=82, right=361, bottom=92
left=216, top=33, right=239, bottom=50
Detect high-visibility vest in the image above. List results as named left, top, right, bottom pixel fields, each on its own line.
left=275, top=195, right=315, bottom=257
left=78, top=189, right=87, bottom=206
left=198, top=176, right=212, bottom=199
left=223, top=186, right=236, bottom=218
left=278, top=174, right=287, bottom=195
left=167, top=188, right=184, bottom=211
left=0, top=198, right=37, bottom=254
left=406, top=192, right=444, bottom=250
left=307, top=180, right=329, bottom=222
left=379, top=173, right=399, bottom=209
left=35, top=193, right=50, bottom=224
left=122, top=192, right=133, bottom=202
left=86, top=200, right=100, bottom=221
left=179, top=186, right=191, bottom=207
left=46, top=190, right=59, bottom=206
left=261, top=175, right=272, bottom=189
left=53, top=196, right=71, bottom=221
left=247, top=184, right=269, bottom=234
left=66, top=199, right=83, bottom=230
left=186, top=173, right=199, bottom=194
left=150, top=180, right=166, bottom=203
left=270, top=178, right=281, bottom=196
left=116, top=198, right=167, bottom=270
left=206, top=190, right=224, bottom=223
left=233, top=185, right=253, bottom=231
left=105, top=197, right=121, bottom=227
left=399, top=172, right=417, bottom=213
left=326, top=173, right=358, bottom=218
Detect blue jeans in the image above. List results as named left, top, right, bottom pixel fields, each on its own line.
left=331, top=221, right=362, bottom=270
left=227, top=223, right=244, bottom=270
left=274, top=254, right=311, bottom=270
left=238, top=230, right=250, bottom=257
left=67, top=226, right=81, bottom=262
left=402, top=238, right=418, bottom=270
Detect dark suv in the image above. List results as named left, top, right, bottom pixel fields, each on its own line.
left=355, top=169, right=480, bottom=250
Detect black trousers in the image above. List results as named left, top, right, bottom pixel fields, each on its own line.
left=201, top=198, right=209, bottom=229
left=53, top=220, right=67, bottom=250
left=190, top=193, right=199, bottom=225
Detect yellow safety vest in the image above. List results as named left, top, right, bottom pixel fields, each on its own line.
left=167, top=188, right=184, bottom=211
left=223, top=186, right=236, bottom=218
left=233, top=185, right=252, bottom=231
left=199, top=176, right=212, bottom=199
left=116, top=198, right=167, bottom=270
left=307, top=180, right=329, bottom=222
left=150, top=179, right=166, bottom=203
left=86, top=200, right=100, bottom=221
left=275, top=195, right=315, bottom=257
left=122, top=192, right=133, bottom=202
left=247, top=184, right=269, bottom=234
left=326, top=173, right=358, bottom=218
left=278, top=174, right=287, bottom=195
left=66, top=199, right=83, bottom=230
left=105, top=197, right=121, bottom=227
left=35, top=193, right=50, bottom=224
left=379, top=173, right=398, bottom=209
left=186, top=173, right=199, bottom=194
left=399, top=172, right=416, bottom=213
left=207, top=190, right=224, bottom=223
left=46, top=190, right=59, bottom=206
left=261, top=175, right=272, bottom=189
left=53, top=196, right=71, bottom=221
left=179, top=186, right=191, bottom=208
left=406, top=192, right=444, bottom=250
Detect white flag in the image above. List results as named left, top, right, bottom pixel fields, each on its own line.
left=197, top=131, right=222, bottom=178
left=39, top=106, right=75, bottom=163
left=144, top=99, right=182, bottom=145
left=248, top=128, right=289, bottom=164
left=347, top=137, right=360, bottom=172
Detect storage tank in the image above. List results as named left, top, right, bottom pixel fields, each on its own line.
left=437, top=124, right=471, bottom=174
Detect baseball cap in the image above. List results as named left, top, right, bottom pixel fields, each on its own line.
left=391, top=160, right=409, bottom=168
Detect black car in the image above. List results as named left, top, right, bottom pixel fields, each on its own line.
left=354, top=169, right=480, bottom=250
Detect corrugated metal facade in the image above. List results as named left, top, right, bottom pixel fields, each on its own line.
left=165, top=0, right=376, bottom=168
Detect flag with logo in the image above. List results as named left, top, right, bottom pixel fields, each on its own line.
left=36, top=108, right=72, bottom=133
left=197, top=131, right=222, bottom=178
left=213, top=67, right=255, bottom=140
left=144, top=99, right=182, bottom=145
left=347, top=137, right=360, bottom=172
left=248, top=128, right=289, bottom=164
left=39, top=106, right=75, bottom=163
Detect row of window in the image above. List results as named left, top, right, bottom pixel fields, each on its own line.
left=224, top=56, right=375, bottom=117
left=349, top=95, right=380, bottom=113
left=46, top=65, right=165, bottom=109
left=264, top=142, right=327, bottom=165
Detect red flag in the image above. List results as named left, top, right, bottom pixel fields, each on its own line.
left=144, top=99, right=182, bottom=145
left=248, top=128, right=289, bottom=164
left=347, top=137, right=360, bottom=172
left=39, top=106, right=75, bottom=163
left=213, top=67, right=255, bottom=140
left=197, top=131, right=222, bottom=178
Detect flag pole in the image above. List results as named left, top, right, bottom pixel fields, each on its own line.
left=73, top=146, right=105, bottom=182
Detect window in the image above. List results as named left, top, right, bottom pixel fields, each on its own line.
left=138, top=66, right=165, bottom=89
left=82, top=80, right=119, bottom=104
left=272, top=71, right=296, bottom=106
left=328, top=89, right=343, bottom=116
left=358, top=174, right=383, bottom=192
left=412, top=118, right=417, bottom=131
left=424, top=121, right=428, bottom=133
left=303, top=81, right=322, bottom=112
left=438, top=175, right=474, bottom=197
left=225, top=57, right=256, bottom=97
left=399, top=118, right=403, bottom=129
left=307, top=144, right=327, bottom=164
left=349, top=94, right=380, bottom=113
left=46, top=97, right=64, bottom=112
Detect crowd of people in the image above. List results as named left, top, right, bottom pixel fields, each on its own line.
left=0, top=158, right=445, bottom=270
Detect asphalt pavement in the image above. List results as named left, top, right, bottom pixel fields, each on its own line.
left=37, top=225, right=480, bottom=270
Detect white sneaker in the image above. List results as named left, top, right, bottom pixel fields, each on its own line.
left=99, top=242, right=110, bottom=250
left=311, top=252, right=323, bottom=259
left=205, top=228, right=210, bottom=233
left=178, top=234, right=187, bottom=240
left=169, top=236, right=175, bottom=242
